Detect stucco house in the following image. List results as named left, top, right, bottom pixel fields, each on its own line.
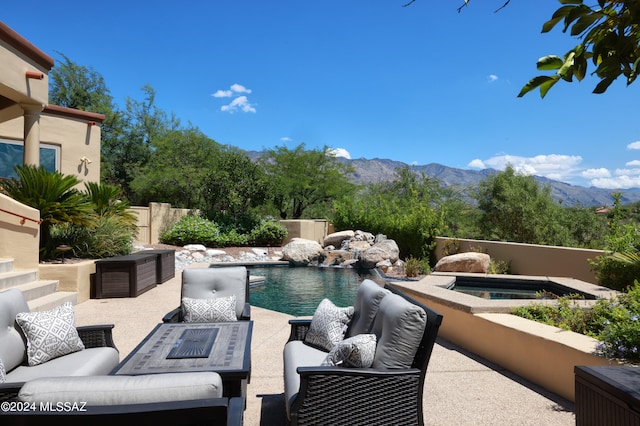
left=0, top=20, right=103, bottom=270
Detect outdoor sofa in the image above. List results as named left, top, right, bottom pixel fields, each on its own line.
left=283, top=279, right=443, bottom=425
left=0, top=372, right=243, bottom=426
left=0, top=288, right=119, bottom=396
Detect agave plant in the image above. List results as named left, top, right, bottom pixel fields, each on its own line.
left=1, top=165, right=94, bottom=259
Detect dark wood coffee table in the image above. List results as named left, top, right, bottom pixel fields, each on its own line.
left=111, top=322, right=252, bottom=399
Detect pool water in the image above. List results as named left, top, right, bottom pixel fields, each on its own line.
left=248, top=265, right=384, bottom=316
left=450, top=277, right=596, bottom=300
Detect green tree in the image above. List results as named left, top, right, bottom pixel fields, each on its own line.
left=475, top=165, right=569, bottom=245
left=130, top=126, right=218, bottom=208
left=0, top=165, right=94, bottom=260
left=333, top=166, right=445, bottom=260
left=260, top=144, right=355, bottom=219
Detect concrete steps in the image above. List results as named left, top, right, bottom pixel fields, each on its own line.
left=0, top=258, right=77, bottom=312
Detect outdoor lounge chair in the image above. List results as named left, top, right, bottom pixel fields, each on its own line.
left=283, top=282, right=443, bottom=426
left=163, top=266, right=251, bottom=323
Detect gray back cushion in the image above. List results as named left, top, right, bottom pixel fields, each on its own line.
left=181, top=267, right=247, bottom=319
left=0, top=289, right=29, bottom=371
left=19, top=372, right=223, bottom=405
left=371, top=293, right=427, bottom=369
left=345, top=279, right=390, bottom=338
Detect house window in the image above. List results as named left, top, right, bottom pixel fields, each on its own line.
left=0, top=139, right=59, bottom=179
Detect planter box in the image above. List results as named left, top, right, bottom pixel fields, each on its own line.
left=140, top=249, right=175, bottom=283
left=575, top=365, right=640, bottom=426
left=93, top=253, right=157, bottom=298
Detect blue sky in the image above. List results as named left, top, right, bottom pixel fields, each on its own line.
left=4, top=1, right=640, bottom=189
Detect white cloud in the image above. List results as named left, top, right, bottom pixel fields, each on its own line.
left=212, top=89, right=232, bottom=98
left=591, top=175, right=640, bottom=189
left=468, top=159, right=485, bottom=169
left=488, top=74, right=498, bottom=82
left=581, top=168, right=611, bottom=179
left=327, top=148, right=351, bottom=159
left=230, top=83, right=251, bottom=94
left=627, top=141, right=640, bottom=150
left=220, top=96, right=256, bottom=113
left=280, top=137, right=293, bottom=142
left=615, top=168, right=640, bottom=176
left=482, top=154, right=583, bottom=177
left=213, top=84, right=256, bottom=113
left=626, top=160, right=640, bottom=166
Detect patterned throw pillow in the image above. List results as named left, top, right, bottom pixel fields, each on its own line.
left=322, top=334, right=377, bottom=368
left=0, top=357, right=5, bottom=383
left=304, top=298, right=354, bottom=352
left=15, top=302, right=85, bottom=366
left=182, top=295, right=237, bottom=322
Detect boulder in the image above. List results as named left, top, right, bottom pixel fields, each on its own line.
left=322, top=250, right=354, bottom=266
left=434, top=252, right=490, bottom=273
left=357, top=239, right=400, bottom=269
left=324, top=230, right=355, bottom=249
left=282, top=238, right=325, bottom=266
left=347, top=240, right=372, bottom=252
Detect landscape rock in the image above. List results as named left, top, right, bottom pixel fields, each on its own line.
left=434, top=252, right=490, bottom=273
left=322, top=249, right=354, bottom=266
left=357, top=239, right=400, bottom=269
left=282, top=238, right=325, bottom=266
left=324, top=230, right=355, bottom=248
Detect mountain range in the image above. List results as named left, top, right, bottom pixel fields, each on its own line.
left=342, top=157, right=640, bottom=207
left=247, top=151, right=640, bottom=207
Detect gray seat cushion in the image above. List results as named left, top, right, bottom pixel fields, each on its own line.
left=6, top=347, right=119, bottom=383
left=0, top=289, right=29, bottom=372
left=345, top=279, right=390, bottom=338
left=182, top=267, right=247, bottom=319
left=371, top=293, right=427, bottom=369
left=283, top=340, right=329, bottom=418
left=19, top=371, right=223, bottom=405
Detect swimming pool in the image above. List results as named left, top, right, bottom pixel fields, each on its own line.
left=449, top=276, right=598, bottom=300
left=248, top=265, right=385, bottom=316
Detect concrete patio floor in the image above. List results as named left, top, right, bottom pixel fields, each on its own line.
left=73, top=269, right=575, bottom=425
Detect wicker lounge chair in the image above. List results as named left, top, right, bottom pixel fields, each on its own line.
left=163, top=266, right=251, bottom=322
left=284, top=282, right=443, bottom=425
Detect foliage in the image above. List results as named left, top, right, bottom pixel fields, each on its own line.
left=333, top=166, right=445, bottom=260
left=202, top=147, right=271, bottom=220
left=514, top=282, right=640, bottom=361
left=0, top=165, right=94, bottom=260
left=488, top=258, right=510, bottom=274
left=130, top=126, right=218, bottom=208
left=49, top=216, right=133, bottom=259
left=474, top=165, right=603, bottom=247
left=405, top=256, right=431, bottom=277
left=517, top=0, right=640, bottom=97
left=589, top=193, right=640, bottom=290
left=248, top=220, right=288, bottom=247
left=159, top=215, right=220, bottom=246
left=260, top=144, right=356, bottom=219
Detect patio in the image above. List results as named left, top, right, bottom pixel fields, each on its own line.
left=73, top=269, right=575, bottom=425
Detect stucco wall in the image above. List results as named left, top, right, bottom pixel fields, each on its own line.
left=435, top=237, right=603, bottom=283
left=0, top=194, right=39, bottom=270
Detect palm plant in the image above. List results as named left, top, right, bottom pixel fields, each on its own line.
left=83, top=181, right=137, bottom=229
left=1, top=165, right=94, bottom=259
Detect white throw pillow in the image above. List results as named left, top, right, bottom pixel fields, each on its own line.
left=304, top=298, right=354, bottom=352
left=0, top=357, right=5, bottom=383
left=182, top=295, right=237, bottom=322
left=322, top=334, right=377, bottom=368
left=15, top=302, right=85, bottom=366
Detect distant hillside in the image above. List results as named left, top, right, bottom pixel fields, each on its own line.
left=247, top=151, right=640, bottom=207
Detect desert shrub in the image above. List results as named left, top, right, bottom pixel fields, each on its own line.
left=488, top=259, right=510, bottom=274
left=212, top=229, right=249, bottom=247
left=160, top=215, right=220, bottom=246
left=248, top=220, right=288, bottom=246
left=405, top=256, right=431, bottom=278
left=514, top=282, right=640, bottom=361
left=50, top=216, right=133, bottom=258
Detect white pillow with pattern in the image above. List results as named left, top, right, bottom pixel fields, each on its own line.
left=0, top=357, right=6, bottom=383
left=15, top=302, right=85, bottom=366
left=304, top=298, right=354, bottom=352
left=322, top=334, right=377, bottom=368
left=182, top=295, right=237, bottom=322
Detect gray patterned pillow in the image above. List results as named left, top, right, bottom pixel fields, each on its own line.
left=15, top=302, right=85, bottom=366
left=182, top=296, right=237, bottom=322
left=0, top=357, right=5, bottom=383
left=322, top=334, right=377, bottom=368
left=304, top=299, right=354, bottom=352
